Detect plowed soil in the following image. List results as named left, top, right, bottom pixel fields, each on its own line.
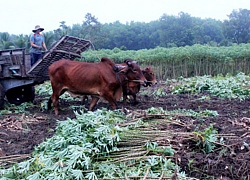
left=0, top=83, right=249, bottom=179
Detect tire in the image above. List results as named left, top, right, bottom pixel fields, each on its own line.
left=0, top=84, right=5, bottom=109
left=6, top=85, right=35, bottom=105
left=25, top=86, right=35, bottom=102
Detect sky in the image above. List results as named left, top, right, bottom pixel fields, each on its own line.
left=1, top=0, right=250, bottom=35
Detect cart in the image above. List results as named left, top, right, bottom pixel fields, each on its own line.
left=0, top=35, right=93, bottom=108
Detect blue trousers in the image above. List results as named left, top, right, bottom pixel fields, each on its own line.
left=31, top=53, right=42, bottom=66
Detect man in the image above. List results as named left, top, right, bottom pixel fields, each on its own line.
left=29, top=25, right=47, bottom=66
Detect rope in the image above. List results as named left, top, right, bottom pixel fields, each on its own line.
left=115, top=73, right=145, bottom=84
left=128, top=79, right=145, bottom=83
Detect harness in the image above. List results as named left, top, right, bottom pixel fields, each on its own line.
left=113, top=65, right=145, bottom=93
left=113, top=66, right=126, bottom=85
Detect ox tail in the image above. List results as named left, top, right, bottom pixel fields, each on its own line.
left=48, top=97, right=52, bottom=110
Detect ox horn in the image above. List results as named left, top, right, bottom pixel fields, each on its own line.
left=113, top=65, right=126, bottom=72
left=126, top=61, right=131, bottom=66
left=124, top=59, right=133, bottom=66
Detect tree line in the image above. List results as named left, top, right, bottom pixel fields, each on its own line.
left=0, top=8, right=250, bottom=51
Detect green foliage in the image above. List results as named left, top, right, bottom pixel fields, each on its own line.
left=151, top=88, right=167, bottom=98
left=0, top=108, right=192, bottom=179
left=83, top=43, right=250, bottom=80
left=0, top=32, right=14, bottom=50
left=1, top=8, right=250, bottom=51
left=146, top=107, right=218, bottom=118
left=193, top=124, right=218, bottom=153
left=35, top=81, right=52, bottom=96
left=146, top=107, right=166, bottom=114
left=198, top=95, right=211, bottom=101
left=35, top=81, right=82, bottom=103
left=43, top=32, right=56, bottom=49
left=0, top=109, right=125, bottom=179
left=145, top=142, right=175, bottom=156
left=0, top=102, right=32, bottom=115
left=12, top=34, right=29, bottom=49
left=173, top=109, right=219, bottom=117
left=3, top=16, right=250, bottom=80
left=224, top=8, right=250, bottom=44
left=173, top=73, right=250, bottom=100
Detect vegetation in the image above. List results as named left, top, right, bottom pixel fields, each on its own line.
left=0, top=105, right=220, bottom=180
left=193, top=124, right=218, bottom=154
left=1, top=7, right=250, bottom=179
left=82, top=43, right=250, bottom=80
left=1, top=9, right=250, bottom=51
left=0, top=109, right=197, bottom=179
left=1, top=9, right=249, bottom=81
left=173, top=73, right=250, bottom=100
left=32, top=72, right=250, bottom=105
left=1, top=73, right=249, bottom=179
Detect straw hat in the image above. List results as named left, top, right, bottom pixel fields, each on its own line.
left=32, top=25, right=44, bottom=33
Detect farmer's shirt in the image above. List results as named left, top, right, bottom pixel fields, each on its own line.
left=29, top=34, right=44, bottom=54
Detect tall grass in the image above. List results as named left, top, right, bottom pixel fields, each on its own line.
left=82, top=43, right=250, bottom=80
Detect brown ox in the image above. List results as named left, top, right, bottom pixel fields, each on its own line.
left=48, top=57, right=147, bottom=115
left=122, top=66, right=157, bottom=104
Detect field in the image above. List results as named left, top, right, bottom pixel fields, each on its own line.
left=0, top=76, right=250, bottom=179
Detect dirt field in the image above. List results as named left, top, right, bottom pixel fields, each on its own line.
left=0, top=83, right=249, bottom=179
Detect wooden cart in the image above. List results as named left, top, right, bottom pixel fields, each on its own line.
left=0, top=35, right=93, bottom=107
